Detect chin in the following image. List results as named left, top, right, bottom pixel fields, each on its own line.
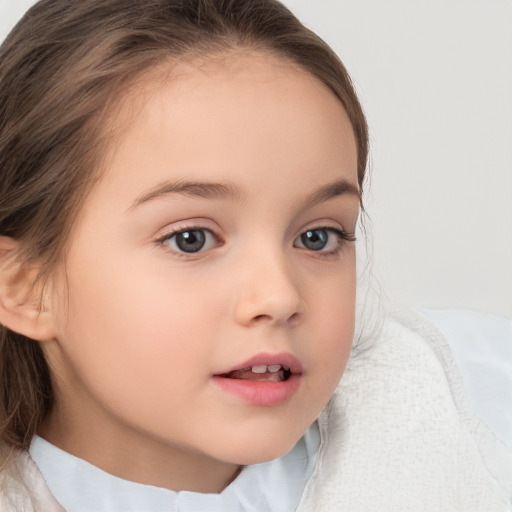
left=215, top=426, right=306, bottom=466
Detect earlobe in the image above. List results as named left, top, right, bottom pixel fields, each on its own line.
left=0, top=236, right=57, bottom=342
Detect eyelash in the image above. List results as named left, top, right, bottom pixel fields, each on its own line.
left=155, top=225, right=221, bottom=258
left=155, top=225, right=356, bottom=258
left=294, top=226, right=356, bottom=257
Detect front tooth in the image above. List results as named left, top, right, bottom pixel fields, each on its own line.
left=267, top=365, right=281, bottom=373
left=251, top=365, right=267, bottom=374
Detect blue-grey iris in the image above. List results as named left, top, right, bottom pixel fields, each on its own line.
left=175, top=230, right=206, bottom=253
left=301, top=229, right=328, bottom=251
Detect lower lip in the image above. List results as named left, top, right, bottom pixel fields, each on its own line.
left=212, top=374, right=301, bottom=407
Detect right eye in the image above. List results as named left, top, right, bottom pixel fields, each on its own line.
left=159, top=228, right=218, bottom=254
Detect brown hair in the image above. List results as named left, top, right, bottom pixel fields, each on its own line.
left=0, top=0, right=368, bottom=453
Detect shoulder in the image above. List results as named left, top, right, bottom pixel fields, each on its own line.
left=299, top=310, right=512, bottom=511
left=0, top=445, right=64, bottom=512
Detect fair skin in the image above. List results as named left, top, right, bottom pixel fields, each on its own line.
left=36, top=51, right=360, bottom=493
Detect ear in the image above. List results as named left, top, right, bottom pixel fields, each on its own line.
left=0, top=236, right=57, bottom=342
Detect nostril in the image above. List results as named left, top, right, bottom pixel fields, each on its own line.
left=289, top=312, right=300, bottom=322
left=285, top=312, right=302, bottom=326
left=251, top=311, right=301, bottom=325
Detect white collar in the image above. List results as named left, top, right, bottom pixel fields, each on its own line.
left=29, top=423, right=319, bottom=512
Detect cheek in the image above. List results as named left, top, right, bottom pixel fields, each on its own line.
left=306, top=258, right=356, bottom=386
left=53, top=256, right=221, bottom=406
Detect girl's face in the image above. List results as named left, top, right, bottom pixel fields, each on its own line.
left=43, top=52, right=360, bottom=491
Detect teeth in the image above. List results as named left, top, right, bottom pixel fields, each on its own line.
left=250, top=364, right=285, bottom=374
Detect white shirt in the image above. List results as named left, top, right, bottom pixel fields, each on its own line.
left=29, top=422, right=319, bottom=512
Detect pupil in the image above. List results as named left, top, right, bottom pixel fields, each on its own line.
left=301, top=230, right=328, bottom=251
left=176, top=230, right=206, bottom=253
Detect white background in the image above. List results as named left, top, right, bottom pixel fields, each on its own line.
left=1, top=0, right=511, bottom=316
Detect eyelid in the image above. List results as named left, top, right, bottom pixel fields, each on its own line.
left=154, top=218, right=220, bottom=241
left=154, top=222, right=223, bottom=257
left=297, top=223, right=356, bottom=242
left=293, top=225, right=356, bottom=254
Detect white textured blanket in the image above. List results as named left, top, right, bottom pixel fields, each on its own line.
left=298, top=310, right=512, bottom=511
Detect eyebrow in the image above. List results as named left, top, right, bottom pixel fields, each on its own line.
left=301, top=179, right=361, bottom=208
left=128, top=177, right=360, bottom=211
left=128, top=180, right=243, bottom=211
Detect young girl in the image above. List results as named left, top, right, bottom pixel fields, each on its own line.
left=0, top=1, right=510, bottom=510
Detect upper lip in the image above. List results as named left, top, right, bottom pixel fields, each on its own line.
left=214, top=352, right=303, bottom=375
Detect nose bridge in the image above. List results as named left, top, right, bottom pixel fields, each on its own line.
left=233, top=241, right=304, bottom=327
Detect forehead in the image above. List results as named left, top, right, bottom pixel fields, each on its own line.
left=97, top=51, right=358, bottom=204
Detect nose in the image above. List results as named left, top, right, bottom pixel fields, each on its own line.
left=233, top=252, right=304, bottom=328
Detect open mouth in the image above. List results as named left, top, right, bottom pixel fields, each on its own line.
left=213, top=355, right=301, bottom=406
left=219, top=364, right=292, bottom=382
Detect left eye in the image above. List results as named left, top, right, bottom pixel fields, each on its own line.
left=160, top=228, right=217, bottom=254
left=294, top=228, right=342, bottom=252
